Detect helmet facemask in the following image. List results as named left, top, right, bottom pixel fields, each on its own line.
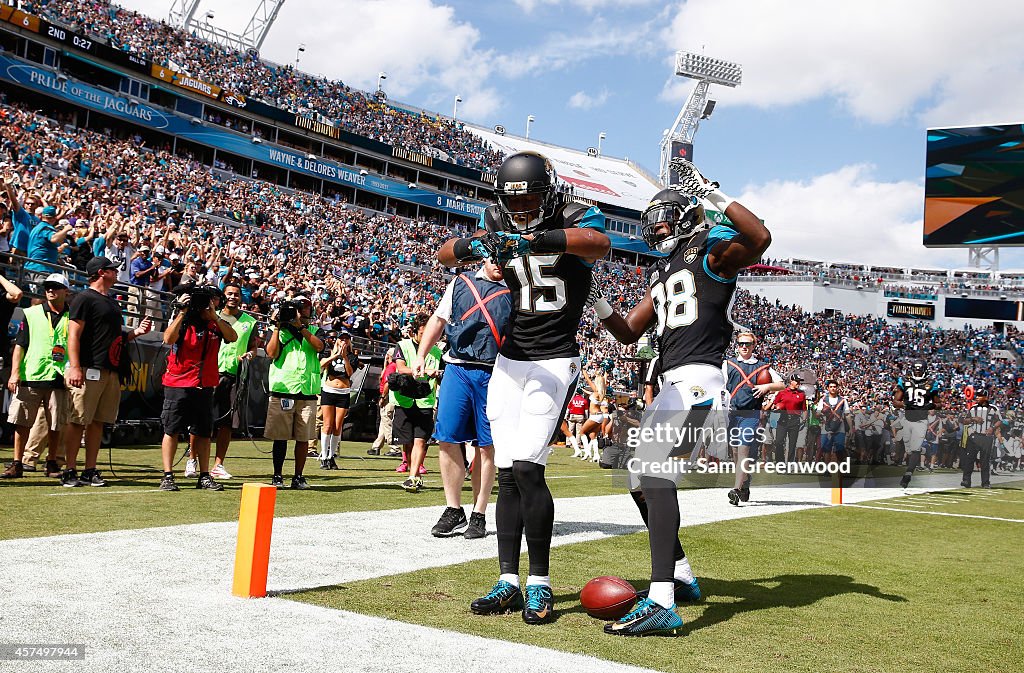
left=640, top=196, right=707, bottom=254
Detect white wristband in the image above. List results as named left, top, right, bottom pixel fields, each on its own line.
left=705, top=188, right=734, bottom=213
left=594, top=298, right=613, bottom=320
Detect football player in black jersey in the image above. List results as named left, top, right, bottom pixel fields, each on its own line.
left=893, top=358, right=941, bottom=489
left=593, top=159, right=771, bottom=636
left=438, top=151, right=610, bottom=625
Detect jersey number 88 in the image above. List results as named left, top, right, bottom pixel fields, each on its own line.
left=651, top=269, right=698, bottom=336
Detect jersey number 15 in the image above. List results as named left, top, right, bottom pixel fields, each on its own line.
left=506, top=255, right=566, bottom=313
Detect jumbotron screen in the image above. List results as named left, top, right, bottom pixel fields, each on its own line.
left=923, top=123, right=1024, bottom=247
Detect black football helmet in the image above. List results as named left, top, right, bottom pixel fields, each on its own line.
left=910, top=358, right=927, bottom=381
left=494, top=151, right=558, bottom=233
left=641, top=188, right=707, bottom=254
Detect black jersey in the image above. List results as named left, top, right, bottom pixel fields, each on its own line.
left=480, top=201, right=605, bottom=360
left=647, top=225, right=738, bottom=370
left=897, top=376, right=940, bottom=422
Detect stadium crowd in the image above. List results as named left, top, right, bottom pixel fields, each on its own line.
left=2, top=99, right=1021, bottom=488
left=23, top=0, right=504, bottom=172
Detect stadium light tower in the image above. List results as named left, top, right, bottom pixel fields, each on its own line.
left=526, top=114, right=535, bottom=139
left=597, top=131, right=607, bottom=156
left=658, top=50, right=742, bottom=186
left=377, top=72, right=387, bottom=93
left=295, top=43, right=305, bottom=67
left=453, top=95, right=462, bottom=119
left=168, top=0, right=286, bottom=53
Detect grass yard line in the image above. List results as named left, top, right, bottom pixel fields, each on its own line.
left=886, top=501, right=929, bottom=508
left=844, top=503, right=1024, bottom=522
left=45, top=489, right=163, bottom=496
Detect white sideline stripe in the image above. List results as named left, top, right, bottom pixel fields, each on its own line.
left=46, top=489, right=163, bottom=496
left=844, top=504, right=1024, bottom=523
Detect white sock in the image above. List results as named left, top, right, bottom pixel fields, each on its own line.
left=329, top=434, right=340, bottom=457
left=648, top=581, right=675, bottom=609
left=526, top=574, right=551, bottom=588
left=674, top=557, right=695, bottom=584
left=569, top=436, right=580, bottom=454
left=580, top=436, right=591, bottom=457
left=319, top=433, right=330, bottom=460
left=499, top=573, right=519, bottom=588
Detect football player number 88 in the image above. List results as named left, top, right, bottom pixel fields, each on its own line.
left=651, top=269, right=698, bottom=335
left=506, top=255, right=566, bottom=312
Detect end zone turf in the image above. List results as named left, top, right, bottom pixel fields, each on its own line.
left=286, top=489, right=1023, bottom=673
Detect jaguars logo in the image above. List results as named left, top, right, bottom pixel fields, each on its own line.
left=570, top=362, right=578, bottom=376
left=690, top=385, right=706, bottom=399
left=683, top=247, right=699, bottom=264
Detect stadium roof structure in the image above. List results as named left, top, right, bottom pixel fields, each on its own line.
left=465, top=125, right=662, bottom=212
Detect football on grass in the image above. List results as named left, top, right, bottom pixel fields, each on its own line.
left=580, top=576, right=637, bottom=619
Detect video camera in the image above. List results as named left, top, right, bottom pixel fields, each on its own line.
left=277, top=299, right=303, bottom=325
left=171, top=282, right=222, bottom=322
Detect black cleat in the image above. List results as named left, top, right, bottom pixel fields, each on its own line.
left=636, top=577, right=702, bottom=603
left=328, top=457, right=339, bottom=470
left=522, top=585, right=555, bottom=625
left=366, top=447, right=381, bottom=456
left=159, top=475, right=180, bottom=492
left=197, top=475, right=224, bottom=491
left=431, top=507, right=468, bottom=537
left=60, top=469, right=83, bottom=488
left=727, top=488, right=741, bottom=507
left=470, top=580, right=523, bottom=615
left=739, top=486, right=750, bottom=502
left=80, top=468, right=107, bottom=487
left=270, top=475, right=285, bottom=488
left=464, top=512, right=487, bottom=539
left=291, top=475, right=311, bottom=490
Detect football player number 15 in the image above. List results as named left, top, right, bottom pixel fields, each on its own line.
left=651, top=269, right=698, bottom=335
left=506, top=255, right=566, bottom=312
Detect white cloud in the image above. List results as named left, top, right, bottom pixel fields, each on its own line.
left=567, top=88, right=610, bottom=110
left=494, top=17, right=654, bottom=77
left=659, top=0, right=1024, bottom=126
left=118, top=0, right=503, bottom=120
left=513, top=0, right=656, bottom=12
left=737, top=164, right=968, bottom=268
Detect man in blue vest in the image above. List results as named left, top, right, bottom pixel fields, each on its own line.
left=2, top=273, right=70, bottom=479
left=722, top=332, right=784, bottom=506
left=414, top=259, right=511, bottom=539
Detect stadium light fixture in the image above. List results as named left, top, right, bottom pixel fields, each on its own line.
left=251, top=136, right=262, bottom=144
left=659, top=50, right=742, bottom=186
left=205, top=10, right=215, bottom=21
left=453, top=95, right=462, bottom=119
left=377, top=72, right=387, bottom=93
left=597, top=131, right=607, bottom=156
left=307, top=153, right=317, bottom=160
left=526, top=114, right=535, bottom=139
left=359, top=168, right=368, bottom=176
left=295, top=43, right=305, bottom=67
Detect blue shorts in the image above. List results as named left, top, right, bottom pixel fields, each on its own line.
left=728, top=410, right=761, bottom=447
left=822, top=432, right=846, bottom=452
left=923, top=440, right=939, bottom=457
left=434, top=362, right=493, bottom=446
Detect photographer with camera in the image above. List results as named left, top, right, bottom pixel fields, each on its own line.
left=265, top=296, right=324, bottom=489
left=183, top=282, right=259, bottom=480
left=318, top=329, right=362, bottom=470
left=158, top=283, right=237, bottom=492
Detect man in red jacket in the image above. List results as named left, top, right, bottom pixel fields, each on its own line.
left=771, top=374, right=807, bottom=463
left=158, top=286, right=237, bottom=492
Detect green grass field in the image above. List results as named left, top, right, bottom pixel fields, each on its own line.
left=287, top=485, right=1024, bottom=673
left=0, top=440, right=621, bottom=540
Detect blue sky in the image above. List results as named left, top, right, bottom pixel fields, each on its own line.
left=119, top=0, right=1024, bottom=269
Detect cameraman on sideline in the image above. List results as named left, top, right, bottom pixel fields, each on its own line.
left=183, top=282, right=259, bottom=480
left=158, top=284, right=237, bottom=492
left=265, top=296, right=324, bottom=489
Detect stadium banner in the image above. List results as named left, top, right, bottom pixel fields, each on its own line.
left=887, top=300, right=936, bottom=321
left=4, top=8, right=40, bottom=33
left=392, top=146, right=433, bottom=168
left=295, top=114, right=340, bottom=139
left=149, top=64, right=222, bottom=100
left=0, top=54, right=486, bottom=217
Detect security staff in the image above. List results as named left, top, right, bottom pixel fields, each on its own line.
left=2, top=274, right=70, bottom=479
left=265, top=296, right=324, bottom=490
left=392, top=312, right=442, bottom=493
left=414, top=259, right=511, bottom=537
